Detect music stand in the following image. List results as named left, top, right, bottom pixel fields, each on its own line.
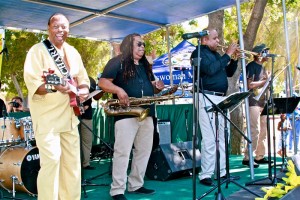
left=197, top=91, right=261, bottom=200
left=246, top=97, right=300, bottom=186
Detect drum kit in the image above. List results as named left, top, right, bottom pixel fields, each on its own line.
left=0, top=116, right=39, bottom=198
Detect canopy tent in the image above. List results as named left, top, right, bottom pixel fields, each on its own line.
left=0, top=0, right=247, bottom=41
left=153, top=40, right=195, bottom=85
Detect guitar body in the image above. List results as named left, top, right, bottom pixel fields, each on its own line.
left=67, top=78, right=83, bottom=116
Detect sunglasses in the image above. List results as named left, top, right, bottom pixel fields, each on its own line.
left=137, top=41, right=146, bottom=47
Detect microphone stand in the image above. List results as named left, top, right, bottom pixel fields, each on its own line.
left=80, top=115, right=113, bottom=198
left=196, top=91, right=260, bottom=200
left=246, top=56, right=279, bottom=186
left=190, top=40, right=260, bottom=199
left=191, top=38, right=201, bottom=200
left=184, top=110, right=189, bottom=140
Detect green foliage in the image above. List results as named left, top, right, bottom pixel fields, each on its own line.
left=67, top=37, right=110, bottom=80
left=143, top=25, right=185, bottom=57
left=1, top=30, right=110, bottom=98
left=1, top=30, right=46, bottom=98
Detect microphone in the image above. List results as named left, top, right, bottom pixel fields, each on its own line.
left=173, top=67, right=190, bottom=71
left=182, top=30, right=209, bottom=40
left=262, top=53, right=283, bottom=58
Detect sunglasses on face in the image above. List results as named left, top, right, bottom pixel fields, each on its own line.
left=137, top=41, right=146, bottom=47
left=261, top=49, right=269, bottom=54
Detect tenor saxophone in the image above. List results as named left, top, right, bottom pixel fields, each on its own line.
left=102, top=87, right=184, bottom=121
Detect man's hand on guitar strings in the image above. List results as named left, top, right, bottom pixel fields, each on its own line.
left=77, top=87, right=89, bottom=102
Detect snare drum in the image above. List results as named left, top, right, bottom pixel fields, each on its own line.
left=0, top=117, right=21, bottom=145
left=0, top=146, right=40, bottom=195
left=19, top=117, right=35, bottom=142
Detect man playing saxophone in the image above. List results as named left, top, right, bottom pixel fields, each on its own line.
left=98, top=33, right=164, bottom=200
left=242, top=43, right=271, bottom=168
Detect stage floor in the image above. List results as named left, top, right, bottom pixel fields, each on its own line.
left=1, top=153, right=297, bottom=200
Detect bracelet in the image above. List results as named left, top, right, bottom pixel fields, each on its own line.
left=45, top=84, right=57, bottom=93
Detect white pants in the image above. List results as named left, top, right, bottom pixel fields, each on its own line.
left=198, top=93, right=227, bottom=180
left=110, top=117, right=153, bottom=196
left=35, top=129, right=81, bottom=200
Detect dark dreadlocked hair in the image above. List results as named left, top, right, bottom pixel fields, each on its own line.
left=119, top=33, right=152, bottom=83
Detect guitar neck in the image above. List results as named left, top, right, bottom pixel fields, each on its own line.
left=68, top=82, right=78, bottom=96
left=58, top=78, right=78, bottom=96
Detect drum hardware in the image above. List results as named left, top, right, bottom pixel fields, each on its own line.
left=11, top=175, right=17, bottom=198
left=0, top=117, right=22, bottom=146
left=0, top=146, right=40, bottom=197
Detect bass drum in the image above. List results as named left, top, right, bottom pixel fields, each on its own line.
left=0, top=146, right=40, bottom=195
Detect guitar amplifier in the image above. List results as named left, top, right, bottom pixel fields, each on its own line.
left=157, top=120, right=171, bottom=144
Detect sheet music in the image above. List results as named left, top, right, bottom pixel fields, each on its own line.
left=205, top=91, right=251, bottom=113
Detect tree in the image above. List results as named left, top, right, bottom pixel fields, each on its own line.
left=1, top=30, right=45, bottom=100
left=228, top=0, right=268, bottom=155
left=143, top=25, right=185, bottom=58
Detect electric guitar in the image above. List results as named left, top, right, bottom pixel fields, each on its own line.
left=42, top=69, right=84, bottom=116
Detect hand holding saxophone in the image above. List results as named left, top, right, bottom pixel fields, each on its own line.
left=116, top=88, right=130, bottom=106
left=155, top=80, right=165, bottom=91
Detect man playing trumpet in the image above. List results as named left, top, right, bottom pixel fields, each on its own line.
left=190, top=28, right=240, bottom=186
left=242, top=43, right=271, bottom=168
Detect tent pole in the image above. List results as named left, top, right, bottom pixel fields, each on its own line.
left=296, top=17, right=300, bottom=93
left=166, top=26, right=175, bottom=104
left=282, top=0, right=293, bottom=97
left=282, top=0, right=297, bottom=154
left=235, top=0, right=254, bottom=179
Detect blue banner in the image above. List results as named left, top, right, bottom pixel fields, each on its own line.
left=152, top=40, right=196, bottom=85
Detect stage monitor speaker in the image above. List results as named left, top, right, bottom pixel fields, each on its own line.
left=146, top=141, right=201, bottom=181
left=157, top=120, right=171, bottom=144
left=280, top=186, right=300, bottom=200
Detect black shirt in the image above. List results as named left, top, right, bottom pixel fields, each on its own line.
left=101, top=55, right=155, bottom=121
left=191, top=45, right=238, bottom=94
left=246, top=61, right=267, bottom=107
left=81, top=77, right=97, bottom=120
left=0, top=99, right=5, bottom=118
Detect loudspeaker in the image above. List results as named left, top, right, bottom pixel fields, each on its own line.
left=146, top=141, right=201, bottom=181
left=157, top=120, right=171, bottom=144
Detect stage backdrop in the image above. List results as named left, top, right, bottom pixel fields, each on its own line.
left=152, top=40, right=195, bottom=86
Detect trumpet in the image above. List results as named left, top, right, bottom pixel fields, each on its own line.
left=217, top=44, right=260, bottom=60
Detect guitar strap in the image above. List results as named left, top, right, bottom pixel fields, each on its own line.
left=43, top=39, right=71, bottom=80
